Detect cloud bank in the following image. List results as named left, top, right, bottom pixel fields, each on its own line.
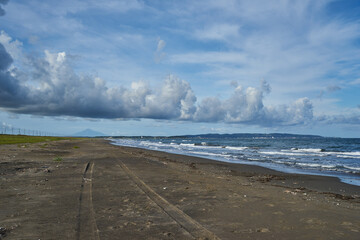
left=0, top=34, right=315, bottom=127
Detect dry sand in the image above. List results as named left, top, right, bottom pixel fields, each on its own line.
left=0, top=138, right=359, bottom=239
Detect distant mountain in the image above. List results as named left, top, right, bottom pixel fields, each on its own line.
left=171, top=133, right=323, bottom=139
left=72, top=129, right=106, bottom=137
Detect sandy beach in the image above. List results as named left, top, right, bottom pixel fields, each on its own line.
left=0, top=138, right=359, bottom=239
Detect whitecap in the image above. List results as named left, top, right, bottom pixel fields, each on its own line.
left=295, top=163, right=336, bottom=169
left=225, top=146, right=248, bottom=151
left=293, top=148, right=324, bottom=153
left=260, top=151, right=307, bottom=156
left=189, top=151, right=231, bottom=158
left=343, top=165, right=360, bottom=171
left=180, top=143, right=195, bottom=147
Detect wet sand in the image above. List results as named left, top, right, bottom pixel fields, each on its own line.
left=0, top=138, right=359, bottom=239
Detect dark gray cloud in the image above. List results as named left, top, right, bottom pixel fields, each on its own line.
left=326, top=85, right=341, bottom=92
left=0, top=43, right=12, bottom=70
left=0, top=42, right=28, bottom=107
left=0, top=0, right=9, bottom=16
left=318, top=84, right=342, bottom=99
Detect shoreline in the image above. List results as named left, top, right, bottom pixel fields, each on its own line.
left=110, top=140, right=360, bottom=193
left=114, top=143, right=360, bottom=197
left=108, top=138, right=360, bottom=188
left=1, top=138, right=359, bottom=239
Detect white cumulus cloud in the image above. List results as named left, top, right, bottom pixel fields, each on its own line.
left=0, top=31, right=359, bottom=127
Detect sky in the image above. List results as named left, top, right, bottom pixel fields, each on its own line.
left=0, top=0, right=360, bottom=137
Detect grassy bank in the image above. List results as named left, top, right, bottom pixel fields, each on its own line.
left=0, top=134, right=74, bottom=145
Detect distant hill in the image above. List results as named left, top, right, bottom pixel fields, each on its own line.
left=112, top=133, right=324, bottom=139
left=72, top=129, right=106, bottom=137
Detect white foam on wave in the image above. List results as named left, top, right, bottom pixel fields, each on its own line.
left=139, top=141, right=181, bottom=150
left=292, top=148, right=324, bottom=153
left=338, top=151, right=360, bottom=156
left=299, top=148, right=323, bottom=152
left=290, top=149, right=360, bottom=159
left=180, top=143, right=195, bottom=147
left=179, top=143, right=224, bottom=150
left=260, top=151, right=307, bottom=156
left=273, top=160, right=291, bottom=164
left=140, top=141, right=163, bottom=147
left=333, top=151, right=360, bottom=158
left=189, top=151, right=231, bottom=158
left=343, top=165, right=360, bottom=171
left=295, top=162, right=336, bottom=169
left=336, top=155, right=360, bottom=159
left=225, top=146, right=248, bottom=151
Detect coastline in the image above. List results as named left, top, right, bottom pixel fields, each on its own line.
left=117, top=144, right=360, bottom=196
left=109, top=137, right=360, bottom=188
left=1, top=138, right=359, bottom=239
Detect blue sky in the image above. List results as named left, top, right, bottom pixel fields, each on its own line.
left=0, top=0, right=360, bottom=137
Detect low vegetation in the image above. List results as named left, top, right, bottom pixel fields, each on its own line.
left=53, top=156, right=63, bottom=162
left=0, top=134, right=72, bottom=145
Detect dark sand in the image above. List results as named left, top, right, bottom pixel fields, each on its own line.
left=0, top=138, right=359, bottom=239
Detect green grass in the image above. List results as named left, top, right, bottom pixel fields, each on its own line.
left=41, top=143, right=49, bottom=148
left=0, top=134, right=73, bottom=145
left=53, top=156, right=63, bottom=162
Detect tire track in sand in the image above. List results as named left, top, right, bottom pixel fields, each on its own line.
left=117, top=160, right=221, bottom=240
left=76, top=162, right=100, bottom=240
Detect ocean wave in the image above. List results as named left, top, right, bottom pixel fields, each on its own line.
left=259, top=151, right=308, bottom=156
left=140, top=141, right=172, bottom=148
left=334, top=151, right=360, bottom=156
left=291, top=148, right=325, bottom=153
left=295, top=162, right=336, bottom=169
left=189, top=151, right=231, bottom=158
left=342, top=165, right=360, bottom=171
left=273, top=160, right=296, bottom=165
left=225, top=146, right=248, bottom=151
left=193, top=142, right=209, bottom=146
left=180, top=143, right=224, bottom=150
left=247, top=157, right=263, bottom=161
left=336, top=155, right=360, bottom=159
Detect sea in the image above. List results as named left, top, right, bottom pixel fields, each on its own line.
left=110, top=135, right=360, bottom=186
